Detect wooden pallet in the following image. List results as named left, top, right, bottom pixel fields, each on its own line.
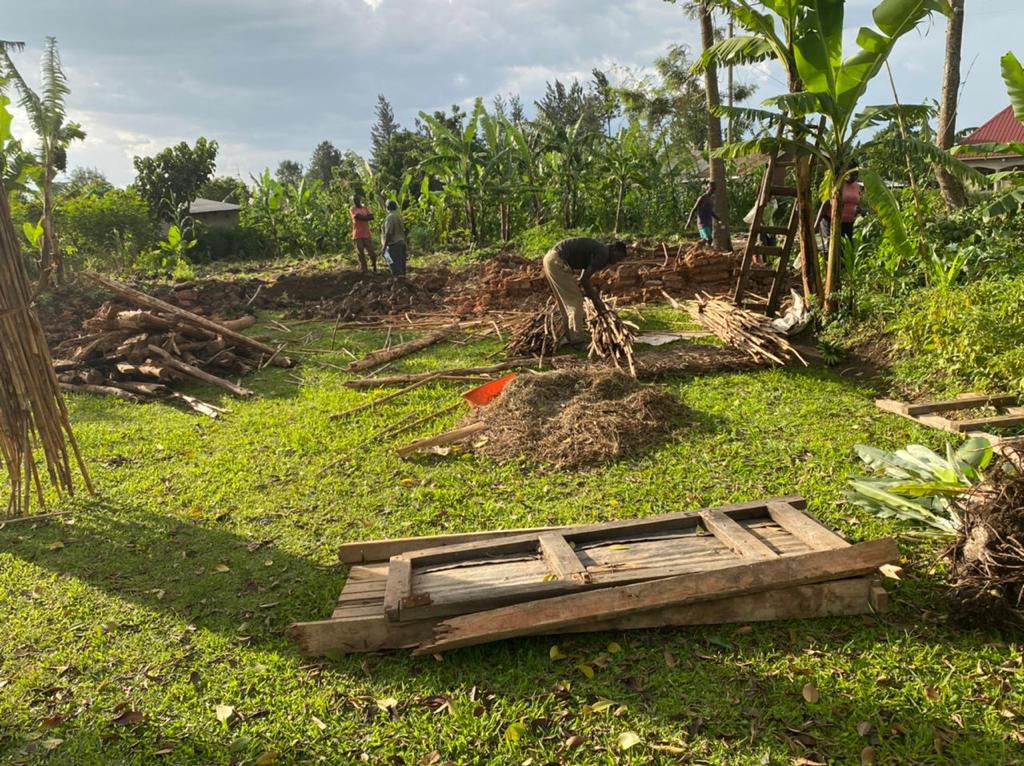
left=291, top=497, right=891, bottom=656
left=875, top=393, right=1024, bottom=436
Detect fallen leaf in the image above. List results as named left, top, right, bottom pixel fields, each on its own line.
left=215, top=704, right=235, bottom=723
left=861, top=745, right=876, bottom=765
left=112, top=710, right=144, bottom=727
left=651, top=743, right=688, bottom=754
left=41, top=738, right=63, bottom=750
left=879, top=564, right=902, bottom=580
left=607, top=642, right=622, bottom=654
left=253, top=752, right=278, bottom=766
left=549, top=645, right=565, bottom=661
left=663, top=650, right=677, bottom=668
left=736, top=625, right=753, bottom=635
left=857, top=721, right=872, bottom=737
left=41, top=714, right=65, bottom=728
left=48, top=541, right=65, bottom=551
left=214, top=564, right=231, bottom=573
left=154, top=743, right=176, bottom=756
left=590, top=699, right=615, bottom=713
left=576, top=664, right=595, bottom=679
left=924, top=686, right=941, bottom=702
left=311, top=715, right=327, bottom=732
left=794, top=758, right=826, bottom=766
left=418, top=752, right=441, bottom=766
left=617, top=731, right=641, bottom=751
left=505, top=721, right=528, bottom=743
left=802, top=683, right=820, bottom=704
left=564, top=734, right=585, bottom=749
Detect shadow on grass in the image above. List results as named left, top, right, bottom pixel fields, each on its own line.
left=0, top=500, right=341, bottom=652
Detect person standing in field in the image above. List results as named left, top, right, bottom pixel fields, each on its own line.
left=349, top=194, right=376, bottom=273
left=815, top=171, right=863, bottom=245
left=687, top=182, right=722, bottom=244
left=542, top=237, right=628, bottom=346
left=381, top=200, right=408, bottom=278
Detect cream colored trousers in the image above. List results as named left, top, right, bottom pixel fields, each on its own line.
left=542, top=249, right=588, bottom=343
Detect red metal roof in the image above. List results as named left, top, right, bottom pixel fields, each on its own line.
left=960, top=106, right=1024, bottom=146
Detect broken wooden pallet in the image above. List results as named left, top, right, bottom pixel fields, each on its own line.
left=290, top=497, right=892, bottom=655
left=876, top=393, right=1024, bottom=436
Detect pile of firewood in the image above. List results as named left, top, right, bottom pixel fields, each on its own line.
left=586, top=304, right=638, bottom=378
left=52, top=272, right=293, bottom=417
left=505, top=300, right=563, bottom=359
left=688, top=295, right=806, bottom=366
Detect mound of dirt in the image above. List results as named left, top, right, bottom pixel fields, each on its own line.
left=292, top=275, right=440, bottom=320
left=949, top=457, right=1024, bottom=630
left=463, top=369, right=686, bottom=469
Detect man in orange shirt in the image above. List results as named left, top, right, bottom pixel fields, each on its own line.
left=349, top=194, right=376, bottom=272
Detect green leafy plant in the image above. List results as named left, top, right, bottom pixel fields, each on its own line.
left=846, top=438, right=992, bottom=538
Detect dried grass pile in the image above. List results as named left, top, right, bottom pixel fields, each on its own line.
left=464, top=369, right=686, bottom=469
left=948, top=452, right=1024, bottom=629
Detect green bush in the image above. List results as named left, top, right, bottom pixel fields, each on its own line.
left=57, top=189, right=158, bottom=271
left=890, top=276, right=1024, bottom=396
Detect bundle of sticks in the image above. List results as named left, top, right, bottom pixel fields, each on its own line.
left=586, top=302, right=638, bottom=378
left=0, top=186, right=91, bottom=516
left=52, top=273, right=294, bottom=417
left=688, top=295, right=807, bottom=366
left=505, top=299, right=563, bottom=359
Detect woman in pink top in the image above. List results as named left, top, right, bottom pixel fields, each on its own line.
left=839, top=171, right=862, bottom=238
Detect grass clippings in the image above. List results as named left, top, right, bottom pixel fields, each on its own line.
left=464, top=369, right=686, bottom=469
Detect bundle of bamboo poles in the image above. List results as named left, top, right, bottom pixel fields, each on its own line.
left=586, top=302, right=638, bottom=378
left=505, top=300, right=563, bottom=359
left=0, top=186, right=91, bottom=517
left=688, top=295, right=807, bottom=366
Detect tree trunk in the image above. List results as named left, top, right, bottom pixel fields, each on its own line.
left=615, top=180, right=625, bottom=234
left=700, top=3, right=732, bottom=252
left=936, top=0, right=967, bottom=209
left=823, top=191, right=843, bottom=317
left=727, top=14, right=734, bottom=145
left=39, top=174, right=55, bottom=288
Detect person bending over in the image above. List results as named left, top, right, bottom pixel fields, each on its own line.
left=542, top=237, right=628, bottom=346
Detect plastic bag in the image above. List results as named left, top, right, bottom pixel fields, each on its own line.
left=383, top=247, right=393, bottom=266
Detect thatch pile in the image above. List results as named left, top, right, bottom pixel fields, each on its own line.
left=505, top=300, right=563, bottom=359
left=948, top=453, right=1024, bottom=629
left=688, top=295, right=806, bottom=366
left=462, top=370, right=686, bottom=469
left=0, top=187, right=90, bottom=516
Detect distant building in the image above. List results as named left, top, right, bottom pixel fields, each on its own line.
left=957, top=106, right=1024, bottom=174
left=188, top=197, right=241, bottom=229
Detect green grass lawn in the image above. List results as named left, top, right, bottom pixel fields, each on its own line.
left=1, top=313, right=1022, bottom=766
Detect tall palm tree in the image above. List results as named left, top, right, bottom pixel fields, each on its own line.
left=697, top=0, right=732, bottom=251
left=936, top=0, right=967, bottom=209
left=0, top=37, right=85, bottom=285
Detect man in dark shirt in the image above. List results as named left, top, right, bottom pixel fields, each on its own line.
left=542, top=237, right=628, bottom=344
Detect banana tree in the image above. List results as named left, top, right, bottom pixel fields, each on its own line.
left=418, top=99, right=490, bottom=244
left=710, top=0, right=976, bottom=315
left=0, top=38, right=84, bottom=285
left=537, top=113, right=599, bottom=229
left=598, top=123, right=658, bottom=234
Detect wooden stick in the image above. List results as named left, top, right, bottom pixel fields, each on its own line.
left=59, top=382, right=140, bottom=402
left=346, top=324, right=460, bottom=373
left=385, top=401, right=463, bottom=439
left=330, top=375, right=438, bottom=420
left=396, top=421, right=488, bottom=459
left=345, top=359, right=557, bottom=390
left=147, top=345, right=253, bottom=397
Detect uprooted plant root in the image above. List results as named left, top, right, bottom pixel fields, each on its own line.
left=947, top=450, right=1024, bottom=630
left=462, top=369, right=686, bottom=469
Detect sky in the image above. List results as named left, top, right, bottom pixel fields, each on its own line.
left=5, top=0, right=1023, bottom=186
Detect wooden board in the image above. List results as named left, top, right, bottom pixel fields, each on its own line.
left=383, top=497, right=850, bottom=622
left=876, top=394, right=1024, bottom=438
left=287, top=561, right=887, bottom=656
left=414, top=538, right=897, bottom=654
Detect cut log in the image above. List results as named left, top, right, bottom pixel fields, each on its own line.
left=220, top=315, right=257, bottom=332
left=147, top=345, right=253, bottom=397
left=346, top=323, right=460, bottom=373
left=59, top=382, right=141, bottom=403
left=115, top=362, right=174, bottom=381
left=413, top=538, right=898, bottom=654
left=81, top=271, right=292, bottom=367
left=345, top=359, right=556, bottom=390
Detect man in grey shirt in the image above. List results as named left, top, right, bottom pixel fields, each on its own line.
left=381, top=200, right=408, bottom=277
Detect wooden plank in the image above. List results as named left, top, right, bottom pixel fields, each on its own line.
left=538, top=533, right=591, bottom=584
left=766, top=501, right=848, bottom=551
left=699, top=510, right=777, bottom=559
left=413, top=538, right=898, bottom=654
left=875, top=398, right=912, bottom=416
left=339, top=526, right=558, bottom=564
left=906, top=394, right=1017, bottom=415
left=769, top=185, right=798, bottom=197
left=947, top=413, right=1024, bottom=432
left=288, top=576, right=882, bottom=656
left=383, top=557, right=413, bottom=620
left=402, top=496, right=805, bottom=567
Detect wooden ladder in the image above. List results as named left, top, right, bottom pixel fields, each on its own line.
left=732, top=120, right=821, bottom=316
